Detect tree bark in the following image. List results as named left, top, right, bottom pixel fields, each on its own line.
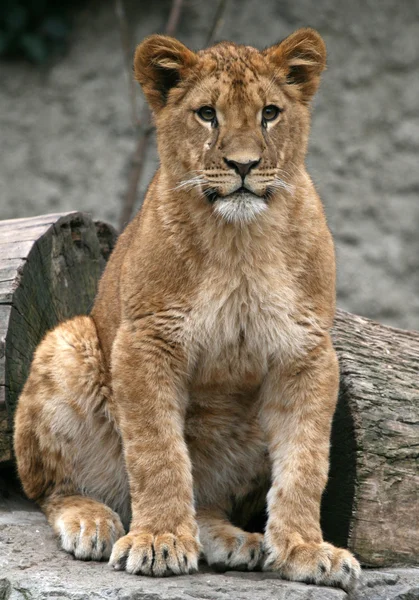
left=0, top=212, right=117, bottom=464
left=322, top=309, right=419, bottom=567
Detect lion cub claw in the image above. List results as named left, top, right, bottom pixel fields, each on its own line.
left=263, top=541, right=361, bottom=590
left=205, top=532, right=264, bottom=572
left=56, top=507, right=125, bottom=561
left=109, top=532, right=200, bottom=576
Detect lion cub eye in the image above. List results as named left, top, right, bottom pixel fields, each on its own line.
left=197, top=106, right=217, bottom=123
left=262, top=105, right=282, bottom=125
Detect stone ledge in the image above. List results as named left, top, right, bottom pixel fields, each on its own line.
left=1, top=505, right=418, bottom=600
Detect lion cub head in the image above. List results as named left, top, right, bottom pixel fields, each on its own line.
left=134, top=29, right=326, bottom=224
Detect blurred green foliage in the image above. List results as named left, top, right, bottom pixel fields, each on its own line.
left=0, top=0, right=87, bottom=63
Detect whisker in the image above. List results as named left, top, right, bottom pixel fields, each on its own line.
left=262, top=74, right=278, bottom=98
left=170, top=175, right=207, bottom=192
left=271, top=177, right=295, bottom=194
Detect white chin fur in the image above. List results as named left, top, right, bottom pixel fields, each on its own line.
left=213, top=192, right=267, bottom=224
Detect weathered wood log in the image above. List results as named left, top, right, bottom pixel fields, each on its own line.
left=0, top=212, right=418, bottom=568
left=0, top=212, right=117, bottom=465
left=322, top=310, right=419, bottom=567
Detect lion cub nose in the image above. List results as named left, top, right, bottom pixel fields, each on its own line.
left=224, top=158, right=260, bottom=179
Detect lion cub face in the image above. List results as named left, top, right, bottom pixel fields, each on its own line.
left=135, top=29, right=326, bottom=223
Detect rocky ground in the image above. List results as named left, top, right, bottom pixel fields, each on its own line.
left=1, top=0, right=419, bottom=330
left=1, top=479, right=419, bottom=600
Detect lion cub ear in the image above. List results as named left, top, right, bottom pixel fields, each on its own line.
left=134, top=35, right=198, bottom=112
left=263, top=28, right=326, bottom=103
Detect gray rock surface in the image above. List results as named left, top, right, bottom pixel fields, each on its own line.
left=0, top=505, right=346, bottom=600
left=1, top=485, right=419, bottom=600
left=1, top=0, right=419, bottom=329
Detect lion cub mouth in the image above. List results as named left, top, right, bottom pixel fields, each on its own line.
left=211, top=187, right=268, bottom=224
left=205, top=186, right=267, bottom=202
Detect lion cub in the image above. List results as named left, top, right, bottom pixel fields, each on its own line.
left=14, top=28, right=361, bottom=589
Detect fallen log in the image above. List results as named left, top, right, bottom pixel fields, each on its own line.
left=322, top=310, right=419, bottom=567
left=0, top=212, right=417, bottom=568
left=0, top=212, right=117, bottom=464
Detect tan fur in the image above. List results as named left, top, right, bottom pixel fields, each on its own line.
left=14, top=28, right=361, bottom=588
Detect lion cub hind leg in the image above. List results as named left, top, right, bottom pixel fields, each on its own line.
left=197, top=509, right=264, bottom=572
left=44, top=495, right=125, bottom=561
left=14, top=316, right=128, bottom=562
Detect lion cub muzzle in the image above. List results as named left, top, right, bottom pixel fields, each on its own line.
left=207, top=156, right=269, bottom=224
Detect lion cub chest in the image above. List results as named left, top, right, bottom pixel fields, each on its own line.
left=187, top=269, right=304, bottom=390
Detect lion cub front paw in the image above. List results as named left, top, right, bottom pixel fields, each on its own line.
left=109, top=532, right=200, bottom=576
left=264, top=540, right=361, bottom=590
left=56, top=507, right=125, bottom=561
left=204, top=531, right=264, bottom=572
